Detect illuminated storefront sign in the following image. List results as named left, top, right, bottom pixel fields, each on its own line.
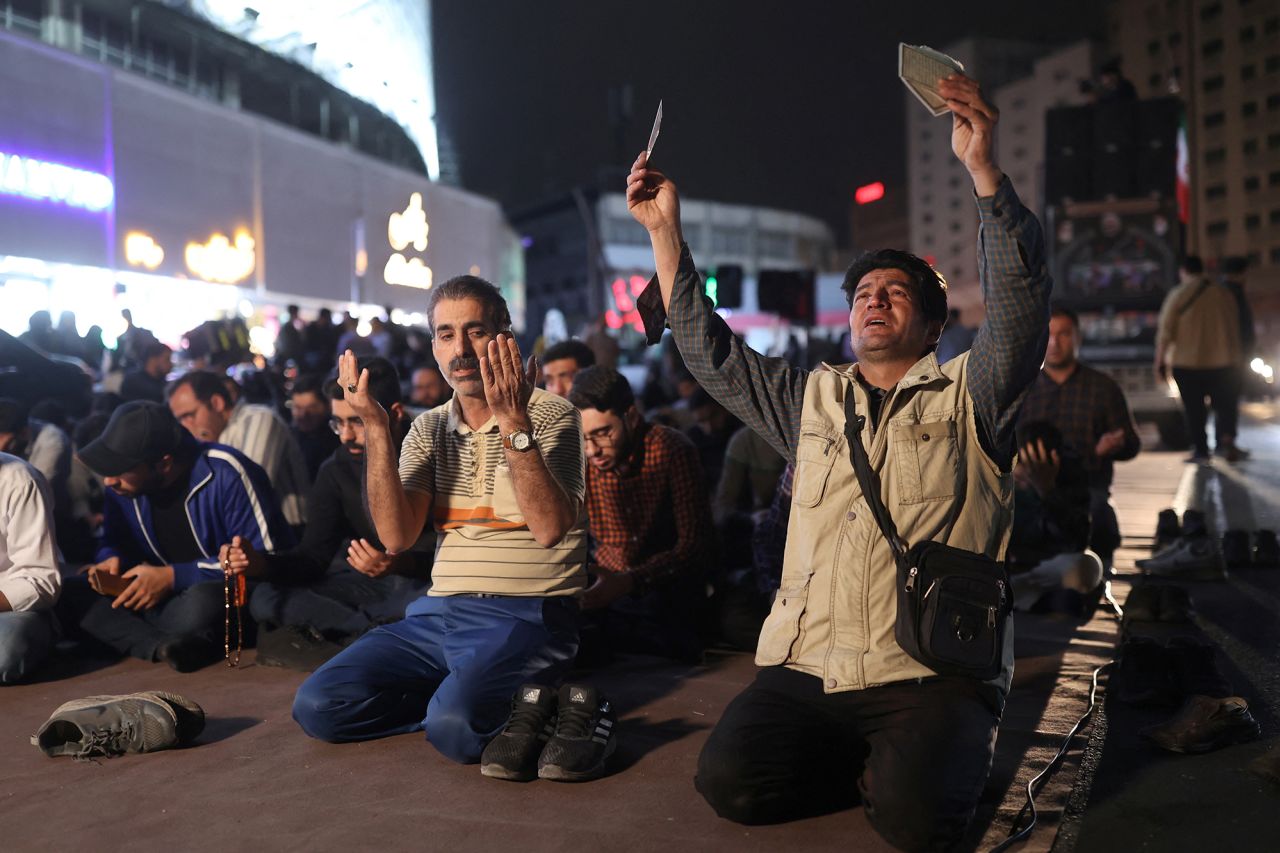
left=385, top=192, right=433, bottom=289
left=605, top=275, right=649, bottom=332
left=185, top=228, right=256, bottom=284
left=124, top=231, right=164, bottom=270
left=0, top=151, right=114, bottom=212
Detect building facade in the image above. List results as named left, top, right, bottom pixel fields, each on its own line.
left=907, top=38, right=1097, bottom=318
left=1107, top=0, right=1280, bottom=293
left=0, top=1, right=521, bottom=351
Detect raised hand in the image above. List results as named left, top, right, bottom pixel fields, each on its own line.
left=337, top=348, right=388, bottom=427
left=626, top=151, right=682, bottom=235
left=938, top=74, right=1001, bottom=193
left=480, top=333, right=536, bottom=434
left=1016, top=438, right=1061, bottom=497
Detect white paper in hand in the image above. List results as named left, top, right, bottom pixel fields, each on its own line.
left=899, top=43, right=965, bottom=117
left=646, top=100, right=663, bottom=159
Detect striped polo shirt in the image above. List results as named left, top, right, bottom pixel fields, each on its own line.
left=398, top=387, right=587, bottom=597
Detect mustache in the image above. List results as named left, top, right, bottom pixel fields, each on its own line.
left=343, top=440, right=365, bottom=453
left=449, top=356, right=480, bottom=372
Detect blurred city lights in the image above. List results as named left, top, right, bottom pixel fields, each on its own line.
left=185, top=229, right=256, bottom=284
left=124, top=232, right=165, bottom=270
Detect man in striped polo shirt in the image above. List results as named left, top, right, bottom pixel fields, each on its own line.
left=293, top=275, right=588, bottom=765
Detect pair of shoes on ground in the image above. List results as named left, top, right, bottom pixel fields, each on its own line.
left=1122, top=583, right=1194, bottom=624
left=1184, top=445, right=1250, bottom=465
left=1221, top=529, right=1280, bottom=568
left=481, top=684, right=616, bottom=783
left=32, top=692, right=206, bottom=760
left=1116, top=636, right=1228, bottom=708
left=1136, top=535, right=1227, bottom=581
left=1139, top=694, right=1260, bottom=754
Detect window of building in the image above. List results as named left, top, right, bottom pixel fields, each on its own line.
left=1271, top=247, right=1280, bottom=265
left=923, top=213, right=935, bottom=224
left=1245, top=176, right=1261, bottom=191
left=1149, top=72, right=1164, bottom=89
left=1200, top=2, right=1223, bottom=21
left=1266, top=55, right=1280, bottom=73
left=1207, top=220, right=1229, bottom=236
left=1240, top=25, right=1256, bottom=43
left=1245, top=213, right=1261, bottom=230
left=757, top=230, right=794, bottom=258
left=948, top=176, right=961, bottom=188
left=1271, top=209, right=1280, bottom=225
left=1204, top=111, right=1226, bottom=128
left=1265, top=17, right=1279, bottom=35
left=1269, top=132, right=1280, bottom=149
left=950, top=243, right=963, bottom=257
left=1202, top=38, right=1224, bottom=58
left=1012, top=147, right=1028, bottom=160
left=1244, top=139, right=1259, bottom=154
left=1206, top=184, right=1228, bottom=199
left=1203, top=75, right=1225, bottom=93
left=949, top=198, right=961, bottom=209
left=1244, top=101, right=1258, bottom=116
left=1246, top=251, right=1260, bottom=266
left=921, top=151, right=932, bottom=163
left=1242, top=64, right=1256, bottom=81
left=1168, top=31, right=1182, bottom=46
left=1269, top=93, right=1280, bottom=110
left=711, top=226, right=748, bottom=256
left=950, top=221, right=962, bottom=233
left=1206, top=146, right=1227, bottom=164
left=1270, top=170, right=1280, bottom=186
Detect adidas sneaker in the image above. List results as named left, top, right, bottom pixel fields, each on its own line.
left=480, top=684, right=558, bottom=781
left=537, top=684, right=616, bottom=782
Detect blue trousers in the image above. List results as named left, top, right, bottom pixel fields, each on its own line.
left=0, top=609, right=58, bottom=684
left=292, top=594, right=579, bottom=763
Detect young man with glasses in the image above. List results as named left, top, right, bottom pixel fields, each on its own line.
left=568, top=366, right=714, bottom=662
left=222, top=357, right=434, bottom=669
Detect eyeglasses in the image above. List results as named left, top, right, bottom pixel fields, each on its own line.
left=583, top=426, right=618, bottom=449
left=329, top=415, right=365, bottom=434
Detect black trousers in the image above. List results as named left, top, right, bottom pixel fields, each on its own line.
left=58, top=575, right=225, bottom=662
left=1172, top=366, right=1240, bottom=455
left=249, top=564, right=429, bottom=638
left=696, top=666, right=1003, bottom=852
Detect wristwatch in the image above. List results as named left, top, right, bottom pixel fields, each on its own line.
left=503, top=429, right=535, bottom=452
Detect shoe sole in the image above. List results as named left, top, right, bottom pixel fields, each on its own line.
left=479, top=763, right=537, bottom=782
left=537, top=738, right=617, bottom=783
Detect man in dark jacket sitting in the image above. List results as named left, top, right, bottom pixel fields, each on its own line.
left=224, top=358, right=433, bottom=668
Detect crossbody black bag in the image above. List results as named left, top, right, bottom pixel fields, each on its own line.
left=842, top=395, right=1010, bottom=680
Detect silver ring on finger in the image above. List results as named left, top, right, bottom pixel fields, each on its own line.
left=347, top=383, right=357, bottom=394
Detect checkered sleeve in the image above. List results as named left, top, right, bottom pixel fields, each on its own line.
left=637, top=245, right=809, bottom=462
left=967, top=176, right=1053, bottom=468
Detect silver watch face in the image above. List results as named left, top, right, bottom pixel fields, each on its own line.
left=510, top=431, right=533, bottom=451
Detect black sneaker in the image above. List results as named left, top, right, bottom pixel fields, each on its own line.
left=32, top=691, right=205, bottom=759
left=1152, top=509, right=1182, bottom=553
left=480, top=684, right=558, bottom=781
left=1222, top=530, right=1252, bottom=568
left=537, top=684, right=617, bottom=782
left=1180, top=509, right=1208, bottom=539
left=255, top=625, right=347, bottom=672
left=155, top=636, right=221, bottom=673
left=1254, top=530, right=1280, bottom=568
left=1122, top=584, right=1162, bottom=623
left=1116, top=637, right=1176, bottom=707
left=1157, top=584, right=1195, bottom=623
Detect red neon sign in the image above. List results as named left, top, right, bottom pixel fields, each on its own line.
left=855, top=182, right=885, bottom=205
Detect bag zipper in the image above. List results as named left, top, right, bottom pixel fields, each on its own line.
left=905, top=565, right=918, bottom=593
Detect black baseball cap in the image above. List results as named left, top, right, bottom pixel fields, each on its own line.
left=77, top=401, right=188, bottom=477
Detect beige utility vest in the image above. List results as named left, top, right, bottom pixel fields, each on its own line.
left=755, top=350, right=1016, bottom=694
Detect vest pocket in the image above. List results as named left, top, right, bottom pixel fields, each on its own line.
left=792, top=431, right=838, bottom=508
left=755, top=582, right=807, bottom=665
left=892, top=421, right=958, bottom=504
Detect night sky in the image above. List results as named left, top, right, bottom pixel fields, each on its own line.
left=432, top=1, right=1110, bottom=243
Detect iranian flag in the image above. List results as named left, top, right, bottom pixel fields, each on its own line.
left=1175, top=113, right=1190, bottom=224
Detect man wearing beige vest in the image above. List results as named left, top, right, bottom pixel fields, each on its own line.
left=1155, top=256, right=1247, bottom=463
left=627, top=73, right=1051, bottom=851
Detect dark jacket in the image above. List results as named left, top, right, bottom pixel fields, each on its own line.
left=97, top=442, right=296, bottom=591
left=263, top=444, right=434, bottom=584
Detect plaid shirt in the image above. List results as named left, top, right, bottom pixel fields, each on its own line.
left=1017, top=364, right=1141, bottom=489
left=585, top=421, right=715, bottom=594
left=637, top=175, right=1051, bottom=467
